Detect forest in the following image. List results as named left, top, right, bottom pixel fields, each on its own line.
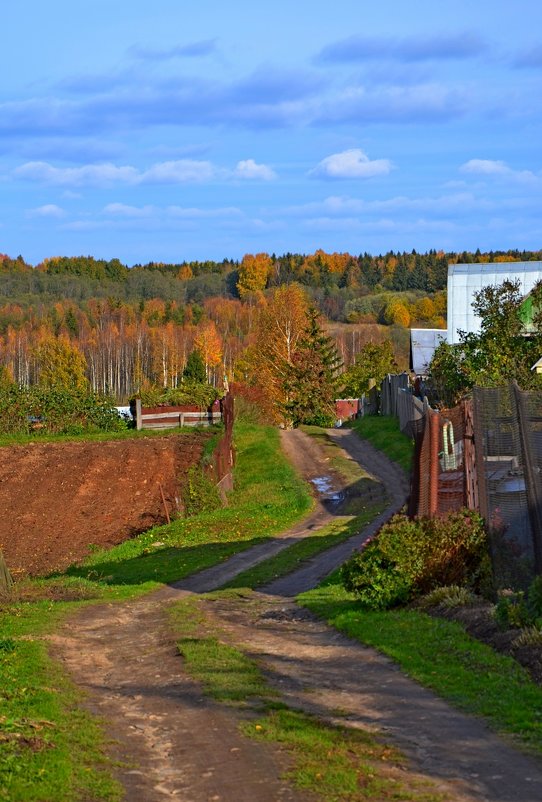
left=0, top=247, right=541, bottom=403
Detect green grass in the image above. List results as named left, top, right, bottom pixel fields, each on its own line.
left=0, top=424, right=217, bottom=449
left=222, top=506, right=385, bottom=590
left=0, top=597, right=122, bottom=802
left=169, top=594, right=447, bottom=801
left=299, top=573, right=542, bottom=752
left=300, top=425, right=371, bottom=485
left=63, top=422, right=312, bottom=591
left=350, top=415, right=414, bottom=475
left=0, top=421, right=313, bottom=801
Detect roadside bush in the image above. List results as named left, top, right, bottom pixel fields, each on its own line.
left=0, top=383, right=124, bottom=434
left=341, top=510, right=488, bottom=610
left=181, top=466, right=222, bottom=517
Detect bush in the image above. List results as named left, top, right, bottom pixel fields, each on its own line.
left=0, top=383, right=125, bottom=434
left=135, top=382, right=219, bottom=410
left=181, top=466, right=222, bottom=517
left=341, top=510, right=488, bottom=610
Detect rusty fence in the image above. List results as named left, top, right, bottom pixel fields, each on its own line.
left=407, top=386, right=542, bottom=587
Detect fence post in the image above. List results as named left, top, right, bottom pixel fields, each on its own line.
left=135, top=398, right=142, bottom=431
left=429, top=408, right=440, bottom=518
left=511, top=382, right=542, bottom=574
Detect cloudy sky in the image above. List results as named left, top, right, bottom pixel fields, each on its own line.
left=2, top=0, right=542, bottom=264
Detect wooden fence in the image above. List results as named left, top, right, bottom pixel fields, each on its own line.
left=133, top=398, right=222, bottom=431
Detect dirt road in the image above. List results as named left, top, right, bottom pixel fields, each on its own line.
left=52, top=429, right=542, bottom=802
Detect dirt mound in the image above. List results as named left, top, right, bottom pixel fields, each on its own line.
left=1, top=432, right=208, bottom=578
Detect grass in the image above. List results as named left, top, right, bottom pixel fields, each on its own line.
left=0, top=423, right=217, bottom=449
left=63, top=422, right=312, bottom=591
left=222, top=506, right=385, bottom=590
left=168, top=593, right=447, bottom=802
left=300, top=425, right=370, bottom=484
left=299, top=573, right=542, bottom=752
left=0, top=421, right=313, bottom=801
left=350, top=415, right=414, bottom=475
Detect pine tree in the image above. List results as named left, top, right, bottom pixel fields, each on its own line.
left=283, top=307, right=342, bottom=427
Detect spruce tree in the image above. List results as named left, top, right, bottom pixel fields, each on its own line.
left=183, top=349, right=207, bottom=384
left=283, top=307, right=342, bottom=427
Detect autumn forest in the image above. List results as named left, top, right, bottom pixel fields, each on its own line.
left=1, top=247, right=542, bottom=404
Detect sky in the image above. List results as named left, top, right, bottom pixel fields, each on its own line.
left=2, top=0, right=542, bottom=265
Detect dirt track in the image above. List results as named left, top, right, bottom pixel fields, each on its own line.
left=0, top=432, right=207, bottom=577
left=51, top=429, right=542, bottom=802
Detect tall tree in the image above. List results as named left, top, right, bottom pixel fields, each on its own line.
left=283, top=307, right=342, bottom=427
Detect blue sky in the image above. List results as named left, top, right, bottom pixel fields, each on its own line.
left=2, top=0, right=542, bottom=265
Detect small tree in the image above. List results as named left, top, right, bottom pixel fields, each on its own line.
left=283, top=307, right=342, bottom=427
left=183, top=349, right=207, bottom=384
left=35, top=335, right=88, bottom=392
left=430, top=279, right=542, bottom=401
left=341, top=341, right=397, bottom=398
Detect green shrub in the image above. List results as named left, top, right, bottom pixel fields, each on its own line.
left=136, top=382, right=219, bottom=409
left=494, top=590, right=531, bottom=629
left=417, top=585, right=477, bottom=610
left=0, top=383, right=124, bottom=434
left=181, top=466, right=222, bottom=517
left=341, top=510, right=488, bottom=610
left=494, top=577, right=542, bottom=630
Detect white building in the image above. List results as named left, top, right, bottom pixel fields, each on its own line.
left=447, top=261, right=542, bottom=344
left=410, top=260, right=542, bottom=374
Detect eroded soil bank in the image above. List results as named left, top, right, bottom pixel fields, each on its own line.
left=1, top=432, right=207, bottom=576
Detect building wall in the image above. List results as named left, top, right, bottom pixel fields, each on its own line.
left=447, top=261, right=542, bottom=344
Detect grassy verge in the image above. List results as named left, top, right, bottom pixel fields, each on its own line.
left=64, top=422, right=312, bottom=592
left=350, top=416, right=413, bottom=475
left=169, top=593, right=447, bottom=802
left=222, top=506, right=385, bottom=590
left=0, top=424, right=217, bottom=448
left=299, top=573, right=542, bottom=752
left=0, top=422, right=312, bottom=802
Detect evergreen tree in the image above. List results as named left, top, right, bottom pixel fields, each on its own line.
left=183, top=349, right=207, bottom=384
left=283, top=307, right=342, bottom=427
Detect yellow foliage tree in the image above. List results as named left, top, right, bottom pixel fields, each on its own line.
left=35, top=335, right=88, bottom=392
left=237, top=253, right=272, bottom=299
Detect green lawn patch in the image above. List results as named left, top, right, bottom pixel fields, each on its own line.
left=299, top=573, right=542, bottom=752
left=350, top=416, right=413, bottom=475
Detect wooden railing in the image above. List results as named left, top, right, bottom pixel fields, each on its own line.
left=134, top=398, right=222, bottom=431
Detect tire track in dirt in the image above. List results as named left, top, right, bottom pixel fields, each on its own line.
left=51, top=429, right=542, bottom=801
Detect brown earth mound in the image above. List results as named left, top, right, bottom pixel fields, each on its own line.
left=0, top=432, right=208, bottom=578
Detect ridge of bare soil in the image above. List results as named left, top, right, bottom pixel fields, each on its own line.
left=0, top=432, right=208, bottom=577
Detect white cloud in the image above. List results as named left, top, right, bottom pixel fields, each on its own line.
left=309, top=148, right=393, bottom=179
left=460, top=159, right=538, bottom=182
left=27, top=203, right=66, bottom=218
left=233, top=159, right=277, bottom=180
left=141, top=159, right=217, bottom=183
left=15, top=161, right=139, bottom=187
left=13, top=157, right=277, bottom=187
left=103, top=203, right=155, bottom=217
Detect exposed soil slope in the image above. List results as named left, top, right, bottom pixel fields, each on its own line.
left=0, top=432, right=207, bottom=577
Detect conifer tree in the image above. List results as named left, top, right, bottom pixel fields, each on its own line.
left=183, top=349, right=207, bottom=384
left=283, top=307, right=342, bottom=427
